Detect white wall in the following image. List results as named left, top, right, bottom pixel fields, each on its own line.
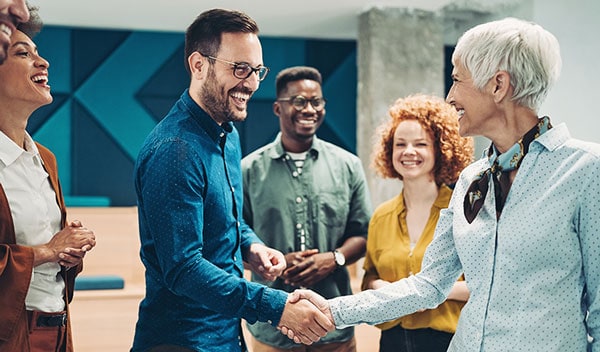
left=534, top=0, right=600, bottom=143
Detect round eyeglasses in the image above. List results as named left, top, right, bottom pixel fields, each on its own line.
left=202, top=54, right=270, bottom=81
left=277, top=95, right=327, bottom=112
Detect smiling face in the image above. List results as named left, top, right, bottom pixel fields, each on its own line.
left=274, top=79, right=325, bottom=152
left=0, top=30, right=52, bottom=112
left=446, top=61, right=497, bottom=137
left=196, top=32, right=263, bottom=124
left=0, top=0, right=29, bottom=64
left=392, top=120, right=435, bottom=182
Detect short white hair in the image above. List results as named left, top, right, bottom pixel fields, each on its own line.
left=452, top=17, right=561, bottom=111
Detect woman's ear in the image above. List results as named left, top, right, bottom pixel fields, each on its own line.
left=492, top=70, right=511, bottom=103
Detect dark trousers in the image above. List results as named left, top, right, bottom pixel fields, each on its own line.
left=379, top=325, right=453, bottom=352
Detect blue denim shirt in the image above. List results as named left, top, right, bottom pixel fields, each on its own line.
left=132, top=90, right=288, bottom=351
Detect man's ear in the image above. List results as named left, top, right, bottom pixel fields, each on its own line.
left=273, top=101, right=281, bottom=117
left=188, top=52, right=204, bottom=79
left=492, top=70, right=511, bottom=103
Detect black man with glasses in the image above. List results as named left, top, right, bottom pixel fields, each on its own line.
left=242, top=66, right=372, bottom=352
left=132, top=11, right=334, bottom=352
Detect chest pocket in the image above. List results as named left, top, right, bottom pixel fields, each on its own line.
left=318, top=192, right=348, bottom=227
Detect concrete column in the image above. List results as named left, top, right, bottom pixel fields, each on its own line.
left=357, top=7, right=444, bottom=208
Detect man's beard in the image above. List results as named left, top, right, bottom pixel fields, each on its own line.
left=200, top=68, right=249, bottom=124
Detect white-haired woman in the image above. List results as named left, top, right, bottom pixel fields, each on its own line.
left=285, top=17, right=600, bottom=352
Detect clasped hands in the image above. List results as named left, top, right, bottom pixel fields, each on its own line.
left=35, top=220, right=96, bottom=268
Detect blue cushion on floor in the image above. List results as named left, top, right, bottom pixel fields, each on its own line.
left=74, top=275, right=125, bottom=290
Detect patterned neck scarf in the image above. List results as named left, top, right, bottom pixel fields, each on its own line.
left=463, top=116, right=552, bottom=223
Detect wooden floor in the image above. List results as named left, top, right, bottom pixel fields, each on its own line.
left=67, top=207, right=381, bottom=351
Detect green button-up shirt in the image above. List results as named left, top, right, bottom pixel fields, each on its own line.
left=242, top=133, right=372, bottom=348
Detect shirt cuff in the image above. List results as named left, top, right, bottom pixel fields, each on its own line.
left=328, top=296, right=347, bottom=329
left=258, top=288, right=288, bottom=327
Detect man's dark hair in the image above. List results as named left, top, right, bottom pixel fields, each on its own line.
left=275, top=66, right=323, bottom=97
left=184, top=8, right=259, bottom=74
left=17, top=5, right=43, bottom=38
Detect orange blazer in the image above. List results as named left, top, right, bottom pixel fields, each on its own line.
left=0, top=143, right=81, bottom=351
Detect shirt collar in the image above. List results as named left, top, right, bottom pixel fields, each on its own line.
left=397, top=184, right=453, bottom=214
left=180, top=89, right=233, bottom=144
left=268, top=132, right=321, bottom=159
left=0, top=131, right=39, bottom=167
left=534, top=122, right=570, bottom=152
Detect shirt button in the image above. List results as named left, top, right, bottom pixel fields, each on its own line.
left=296, top=197, right=302, bottom=203
left=292, top=171, right=298, bottom=177
left=220, top=132, right=225, bottom=138
left=296, top=223, right=302, bottom=229
left=267, top=319, right=272, bottom=324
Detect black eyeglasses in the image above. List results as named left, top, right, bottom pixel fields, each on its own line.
left=277, top=95, right=327, bottom=112
left=202, top=54, right=270, bottom=81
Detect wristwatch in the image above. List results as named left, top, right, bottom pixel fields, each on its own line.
left=332, top=250, right=346, bottom=267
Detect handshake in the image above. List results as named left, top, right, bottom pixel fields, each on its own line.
left=277, top=289, right=335, bottom=345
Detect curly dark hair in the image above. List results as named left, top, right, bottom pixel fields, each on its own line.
left=372, top=94, right=474, bottom=186
left=17, top=5, right=43, bottom=38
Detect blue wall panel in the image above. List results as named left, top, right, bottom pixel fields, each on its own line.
left=28, top=27, right=357, bottom=206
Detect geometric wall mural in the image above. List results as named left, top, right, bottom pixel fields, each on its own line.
left=28, top=26, right=357, bottom=206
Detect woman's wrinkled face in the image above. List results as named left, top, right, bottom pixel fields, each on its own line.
left=446, top=61, right=497, bottom=137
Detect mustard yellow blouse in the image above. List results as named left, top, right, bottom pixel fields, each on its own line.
left=361, top=185, right=464, bottom=333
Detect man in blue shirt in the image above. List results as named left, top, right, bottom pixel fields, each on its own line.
left=131, top=9, right=333, bottom=352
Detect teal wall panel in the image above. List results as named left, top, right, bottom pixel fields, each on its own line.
left=35, top=28, right=71, bottom=93
left=33, top=101, right=72, bottom=195
left=75, top=32, right=183, bottom=160
left=322, top=51, right=357, bottom=151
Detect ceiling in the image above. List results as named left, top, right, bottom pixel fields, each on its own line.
left=28, top=0, right=457, bottom=40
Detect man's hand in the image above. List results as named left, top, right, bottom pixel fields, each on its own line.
left=282, top=250, right=336, bottom=287
left=277, top=290, right=334, bottom=344
left=245, top=243, right=286, bottom=281
left=277, top=290, right=335, bottom=344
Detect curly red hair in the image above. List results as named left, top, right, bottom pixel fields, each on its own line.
left=372, top=94, right=474, bottom=186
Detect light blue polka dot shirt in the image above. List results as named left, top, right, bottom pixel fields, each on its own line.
left=330, top=123, right=600, bottom=351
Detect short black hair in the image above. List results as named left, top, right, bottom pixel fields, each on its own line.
left=275, top=66, right=322, bottom=97
left=184, top=8, right=259, bottom=74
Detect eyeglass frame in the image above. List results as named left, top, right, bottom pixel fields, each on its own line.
left=276, top=95, right=327, bottom=112
left=201, top=53, right=270, bottom=82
